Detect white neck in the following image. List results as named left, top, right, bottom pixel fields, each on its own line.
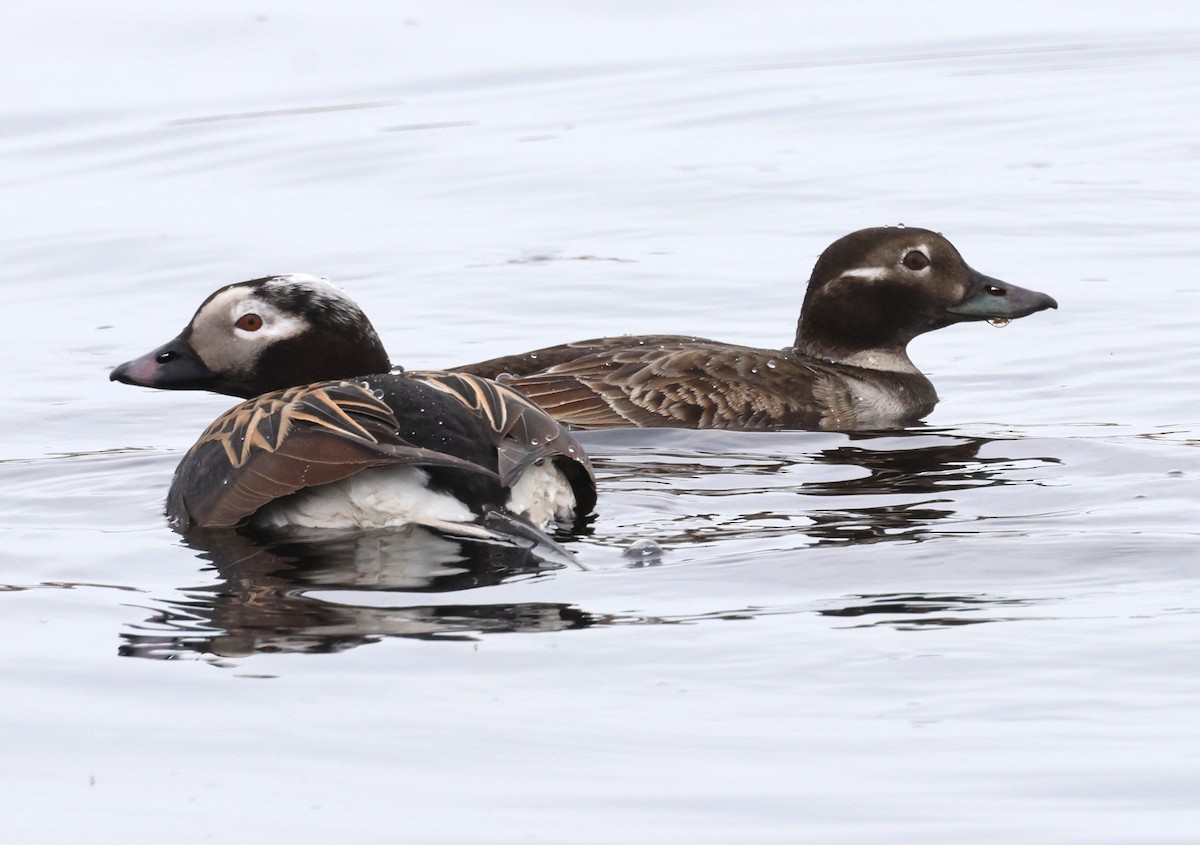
left=833, top=348, right=920, bottom=374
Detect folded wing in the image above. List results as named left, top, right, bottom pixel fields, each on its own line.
left=463, top=342, right=833, bottom=431
left=167, top=381, right=497, bottom=529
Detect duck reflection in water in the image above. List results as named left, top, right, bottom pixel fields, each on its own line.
left=800, top=431, right=1057, bottom=546
left=119, top=526, right=596, bottom=660
left=119, top=523, right=1035, bottom=659
left=119, top=431, right=1055, bottom=660
left=118, top=520, right=1040, bottom=661
left=587, top=429, right=1061, bottom=548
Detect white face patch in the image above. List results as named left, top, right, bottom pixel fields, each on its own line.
left=835, top=267, right=890, bottom=283
left=187, top=286, right=310, bottom=375
left=234, top=294, right=307, bottom=342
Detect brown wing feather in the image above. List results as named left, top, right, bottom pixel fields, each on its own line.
left=168, top=381, right=498, bottom=529
left=492, top=344, right=838, bottom=431
left=456, top=335, right=715, bottom=380
left=410, top=371, right=597, bottom=515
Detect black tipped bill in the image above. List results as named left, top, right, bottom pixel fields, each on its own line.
left=945, top=266, right=1058, bottom=321
left=110, top=335, right=220, bottom=391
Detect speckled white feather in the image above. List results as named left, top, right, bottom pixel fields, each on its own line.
left=260, top=274, right=369, bottom=330
left=507, top=459, right=577, bottom=526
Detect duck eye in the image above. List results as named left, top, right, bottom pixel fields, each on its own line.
left=902, top=250, right=930, bottom=271
left=235, top=313, right=263, bottom=332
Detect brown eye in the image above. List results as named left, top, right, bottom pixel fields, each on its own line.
left=235, top=313, right=263, bottom=332
left=902, top=250, right=930, bottom=271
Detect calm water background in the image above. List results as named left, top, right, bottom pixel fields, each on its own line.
left=2, top=2, right=1199, bottom=842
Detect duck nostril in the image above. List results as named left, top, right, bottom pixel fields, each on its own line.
left=156, top=350, right=177, bottom=364
left=984, top=284, right=1007, bottom=297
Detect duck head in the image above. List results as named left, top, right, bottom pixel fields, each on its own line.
left=794, top=227, right=1057, bottom=366
left=110, top=274, right=391, bottom=398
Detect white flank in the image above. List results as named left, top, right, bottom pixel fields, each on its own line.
left=507, top=459, right=577, bottom=527
left=252, top=466, right=476, bottom=530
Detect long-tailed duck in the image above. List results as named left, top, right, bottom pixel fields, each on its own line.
left=110, top=275, right=596, bottom=538
left=456, top=227, right=1057, bottom=430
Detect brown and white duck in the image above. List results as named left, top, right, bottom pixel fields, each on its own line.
left=110, top=274, right=596, bottom=538
left=456, top=227, right=1058, bottom=430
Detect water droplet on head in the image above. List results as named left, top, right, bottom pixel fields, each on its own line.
left=988, top=318, right=1011, bottom=328
left=766, top=359, right=777, bottom=369
left=750, top=367, right=759, bottom=374
left=895, top=222, right=906, bottom=229
left=530, top=438, right=540, bottom=446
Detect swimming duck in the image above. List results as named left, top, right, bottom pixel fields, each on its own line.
left=110, top=275, right=596, bottom=537
left=456, top=227, right=1058, bottom=430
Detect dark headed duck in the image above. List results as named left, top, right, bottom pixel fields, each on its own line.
left=456, top=227, right=1057, bottom=430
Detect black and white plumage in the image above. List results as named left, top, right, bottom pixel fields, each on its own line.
left=110, top=275, right=596, bottom=537
left=457, top=228, right=1059, bottom=431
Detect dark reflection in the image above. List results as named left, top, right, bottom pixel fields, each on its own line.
left=801, top=431, right=1058, bottom=546
left=803, top=501, right=956, bottom=545
left=808, top=432, right=1030, bottom=495
left=118, top=524, right=793, bottom=661
left=118, top=430, right=1057, bottom=661
left=586, top=429, right=1061, bottom=548
left=120, top=526, right=588, bottom=660
left=120, top=531, right=1037, bottom=659
left=819, top=592, right=1035, bottom=630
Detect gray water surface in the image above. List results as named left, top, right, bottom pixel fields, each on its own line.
left=2, top=3, right=1199, bottom=843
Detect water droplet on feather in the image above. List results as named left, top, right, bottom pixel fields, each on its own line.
left=622, top=538, right=664, bottom=562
